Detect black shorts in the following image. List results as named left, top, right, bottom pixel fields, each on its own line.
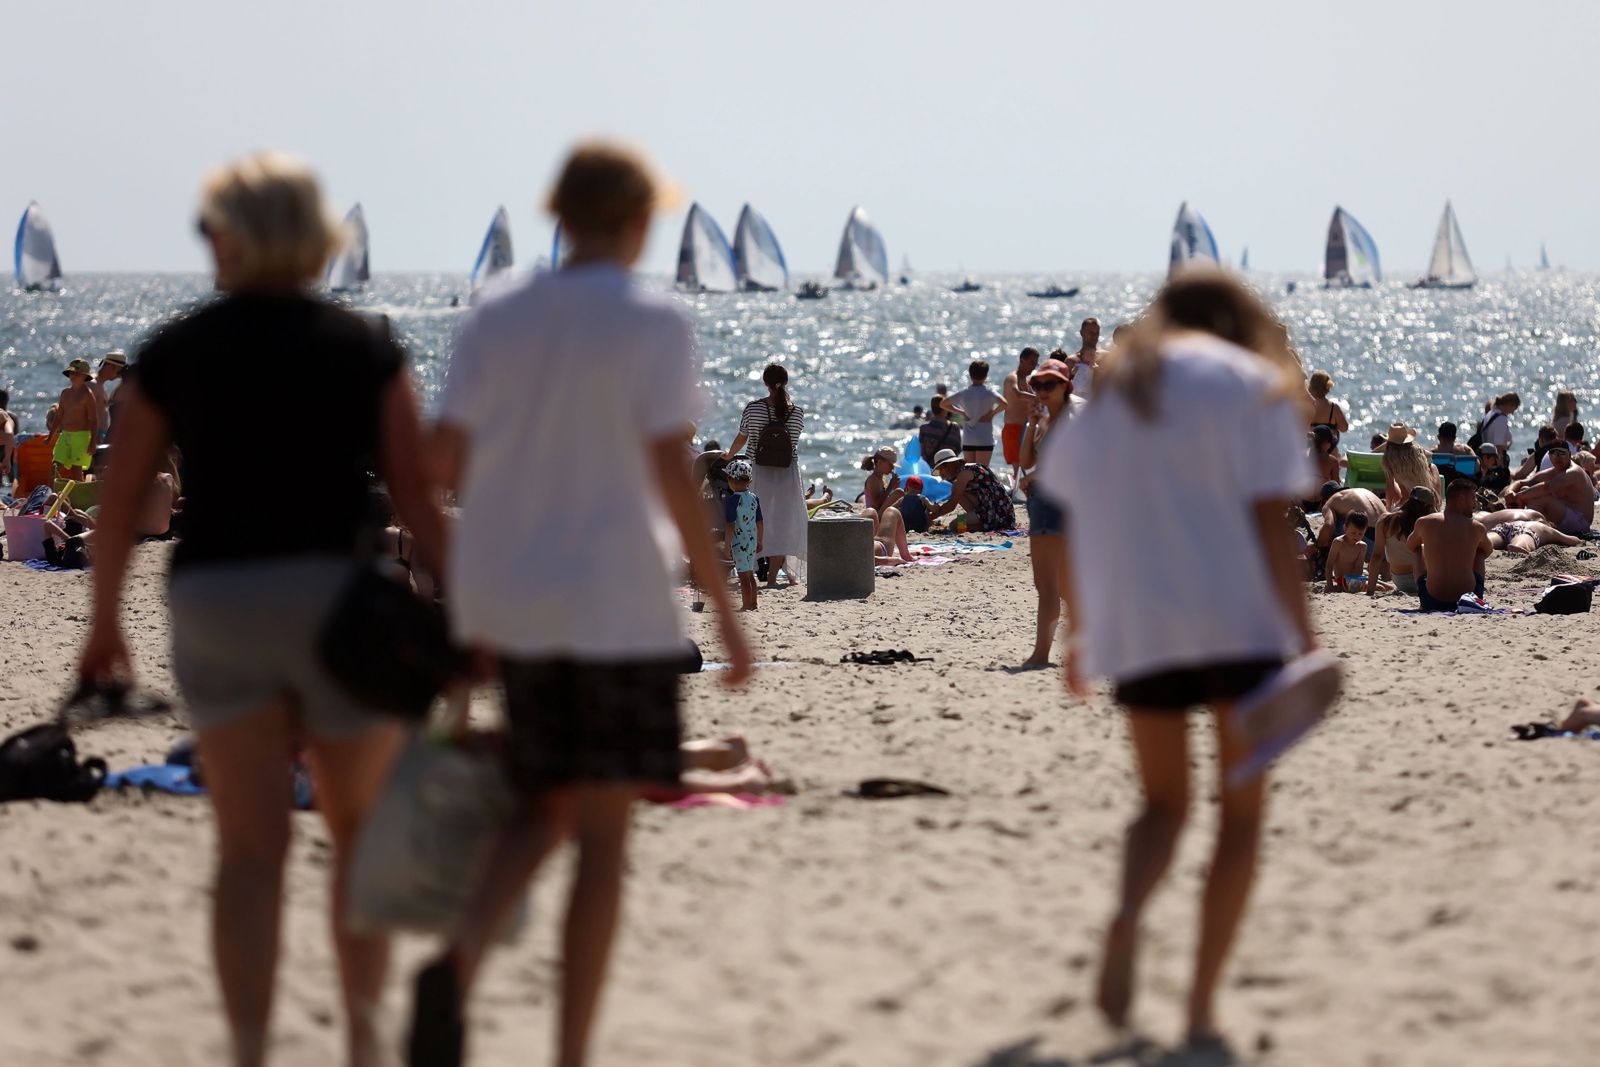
left=1112, top=658, right=1282, bottom=712
left=499, top=657, right=683, bottom=793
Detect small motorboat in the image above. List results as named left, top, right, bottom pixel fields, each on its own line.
left=796, top=281, right=828, bottom=300
left=1026, top=284, right=1079, bottom=299
left=951, top=278, right=982, bottom=293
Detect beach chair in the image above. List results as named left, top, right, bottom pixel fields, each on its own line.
left=1431, top=454, right=1478, bottom=482
left=53, top=479, right=101, bottom=510
left=1343, top=451, right=1386, bottom=493
left=13, top=435, right=55, bottom=496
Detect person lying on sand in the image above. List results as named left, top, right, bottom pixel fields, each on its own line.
left=1408, top=478, right=1492, bottom=611
left=1505, top=443, right=1595, bottom=535
left=1474, top=508, right=1581, bottom=555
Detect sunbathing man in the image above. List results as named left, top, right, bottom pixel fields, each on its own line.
left=1324, top=512, right=1390, bottom=593
left=1407, top=477, right=1492, bottom=611
left=54, top=359, right=100, bottom=481
left=1473, top=507, right=1581, bottom=555
left=1505, top=442, right=1595, bottom=536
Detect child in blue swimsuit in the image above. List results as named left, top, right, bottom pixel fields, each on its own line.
left=723, top=459, right=764, bottom=610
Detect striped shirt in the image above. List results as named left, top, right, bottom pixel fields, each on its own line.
left=739, top=397, right=804, bottom=463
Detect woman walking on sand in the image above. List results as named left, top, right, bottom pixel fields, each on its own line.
left=1017, top=356, right=1080, bottom=667
left=78, top=151, right=446, bottom=1067
left=1036, top=271, right=1319, bottom=1051
left=722, top=363, right=807, bottom=585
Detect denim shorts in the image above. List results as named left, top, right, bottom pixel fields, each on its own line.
left=1026, top=491, right=1066, bottom=537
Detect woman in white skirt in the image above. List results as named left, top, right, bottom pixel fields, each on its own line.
left=723, top=363, right=806, bottom=585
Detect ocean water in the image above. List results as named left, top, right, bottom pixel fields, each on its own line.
left=4, top=272, right=1598, bottom=482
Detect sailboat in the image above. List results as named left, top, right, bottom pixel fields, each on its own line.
left=1323, top=206, right=1382, bottom=288
left=898, top=255, right=912, bottom=286
left=833, top=206, right=889, bottom=290
left=675, top=203, right=737, bottom=292
left=1539, top=242, right=1551, bottom=271
left=470, top=206, right=514, bottom=291
left=731, top=204, right=788, bottom=292
left=14, top=202, right=63, bottom=292
left=1240, top=246, right=1250, bottom=271
left=1411, top=201, right=1477, bottom=290
left=326, top=204, right=370, bottom=292
left=1168, top=202, right=1219, bottom=277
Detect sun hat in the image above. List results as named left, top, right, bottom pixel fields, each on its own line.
left=1385, top=422, right=1416, bottom=446
left=874, top=446, right=897, bottom=463
left=63, top=358, right=92, bottom=378
left=931, top=448, right=963, bottom=470
left=101, top=350, right=127, bottom=368
left=1477, top=442, right=1498, bottom=455
left=724, top=458, right=754, bottom=482
left=1029, top=358, right=1072, bottom=387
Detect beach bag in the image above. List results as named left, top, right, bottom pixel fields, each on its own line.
left=0, top=722, right=106, bottom=803
left=753, top=401, right=793, bottom=468
left=1535, top=576, right=1600, bottom=615
left=1467, top=410, right=1505, bottom=452
left=346, top=718, right=527, bottom=941
left=318, top=563, right=467, bottom=719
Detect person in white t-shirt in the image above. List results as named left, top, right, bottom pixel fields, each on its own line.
left=1036, top=271, right=1318, bottom=1048
left=415, top=141, right=753, bottom=1067
left=946, top=359, right=1005, bottom=467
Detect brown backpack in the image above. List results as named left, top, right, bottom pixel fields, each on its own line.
left=753, top=401, right=793, bottom=467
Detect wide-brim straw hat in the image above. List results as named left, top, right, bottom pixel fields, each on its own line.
left=1385, top=422, right=1416, bottom=446
left=63, top=358, right=92, bottom=378
left=931, top=448, right=963, bottom=470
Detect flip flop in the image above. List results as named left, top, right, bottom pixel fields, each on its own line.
left=407, top=956, right=465, bottom=1067
left=851, top=778, right=951, bottom=799
left=840, top=649, right=931, bottom=665
left=1226, top=650, right=1343, bottom=789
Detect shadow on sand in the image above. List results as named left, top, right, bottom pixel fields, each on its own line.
left=971, top=1034, right=1241, bottom=1067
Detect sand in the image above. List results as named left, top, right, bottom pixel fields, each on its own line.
left=3, top=536, right=1600, bottom=1067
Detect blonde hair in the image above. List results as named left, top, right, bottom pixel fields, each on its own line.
left=1101, top=269, right=1307, bottom=421
left=1308, top=370, right=1333, bottom=398
left=1382, top=440, right=1436, bottom=499
left=547, top=141, right=668, bottom=237
left=197, top=151, right=339, bottom=288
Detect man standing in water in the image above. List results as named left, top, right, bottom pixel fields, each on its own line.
left=53, top=358, right=100, bottom=480
left=1408, top=477, right=1492, bottom=611
left=1067, top=318, right=1104, bottom=401
left=1001, top=346, right=1040, bottom=493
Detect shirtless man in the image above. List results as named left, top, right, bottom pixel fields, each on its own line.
left=53, top=359, right=100, bottom=481
left=1408, top=478, right=1492, bottom=611
left=91, top=350, right=127, bottom=442
left=1068, top=318, right=1103, bottom=400
left=0, top=389, right=16, bottom=486
left=1000, top=346, right=1041, bottom=490
left=1505, top=442, right=1594, bottom=535
left=1314, top=483, right=1385, bottom=559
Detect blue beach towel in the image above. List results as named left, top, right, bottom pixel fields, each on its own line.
left=104, top=764, right=205, bottom=796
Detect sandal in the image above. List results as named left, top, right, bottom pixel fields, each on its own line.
left=840, top=649, right=931, bottom=665
left=851, top=778, right=951, bottom=799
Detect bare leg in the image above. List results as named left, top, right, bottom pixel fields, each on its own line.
left=765, top=554, right=788, bottom=587
left=557, top=786, right=637, bottom=1067
left=875, top=506, right=912, bottom=562
left=1530, top=522, right=1580, bottom=548
left=1560, top=698, right=1600, bottom=732
left=1187, top=706, right=1268, bottom=1042
left=196, top=702, right=297, bottom=1067
left=1097, top=711, right=1190, bottom=1029
left=306, top=724, right=407, bottom=1067
left=1023, top=533, right=1063, bottom=666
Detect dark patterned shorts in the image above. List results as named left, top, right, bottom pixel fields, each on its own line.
left=499, top=657, right=683, bottom=793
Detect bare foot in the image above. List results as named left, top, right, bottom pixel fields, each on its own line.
left=1095, top=916, right=1137, bottom=1029
left=1019, top=655, right=1051, bottom=670
left=1560, top=698, right=1600, bottom=733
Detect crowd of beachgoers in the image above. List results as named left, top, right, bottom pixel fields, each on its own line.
left=3, top=140, right=1597, bottom=1067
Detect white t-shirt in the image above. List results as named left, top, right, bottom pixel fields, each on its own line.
left=950, top=383, right=1002, bottom=446
left=1036, top=333, right=1317, bottom=684
left=1480, top=409, right=1512, bottom=454
left=1069, top=361, right=1095, bottom=400
left=439, top=263, right=700, bottom=659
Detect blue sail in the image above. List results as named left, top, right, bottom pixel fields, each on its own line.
left=14, top=202, right=63, bottom=291
left=470, top=206, right=514, bottom=290
left=1168, top=202, right=1219, bottom=277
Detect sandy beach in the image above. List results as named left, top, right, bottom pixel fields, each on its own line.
left=3, top=536, right=1600, bottom=1067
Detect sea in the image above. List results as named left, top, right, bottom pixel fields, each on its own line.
left=4, top=272, right=1597, bottom=482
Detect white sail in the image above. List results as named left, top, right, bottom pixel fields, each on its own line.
left=1539, top=241, right=1550, bottom=270
left=14, top=202, right=63, bottom=291
left=675, top=203, right=737, bottom=292
left=326, top=204, right=370, bottom=292
left=470, top=206, right=514, bottom=290
left=1324, top=206, right=1382, bottom=287
left=1416, top=201, right=1476, bottom=289
left=1167, top=201, right=1219, bottom=277
left=732, top=204, right=787, bottom=291
left=833, top=205, right=889, bottom=289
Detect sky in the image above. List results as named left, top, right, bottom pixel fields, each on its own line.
left=7, top=0, right=1598, bottom=276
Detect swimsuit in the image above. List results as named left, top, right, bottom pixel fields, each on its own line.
left=1491, top=521, right=1535, bottom=545
left=1417, top=573, right=1486, bottom=613
left=1556, top=504, right=1592, bottom=536
left=52, top=430, right=93, bottom=472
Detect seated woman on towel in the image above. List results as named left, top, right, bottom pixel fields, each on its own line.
left=1368, top=486, right=1436, bottom=596
left=859, top=445, right=904, bottom=513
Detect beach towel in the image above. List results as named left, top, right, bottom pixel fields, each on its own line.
left=907, top=540, right=1012, bottom=556
left=20, top=559, right=75, bottom=573
left=667, top=793, right=787, bottom=811
left=104, top=764, right=205, bottom=796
